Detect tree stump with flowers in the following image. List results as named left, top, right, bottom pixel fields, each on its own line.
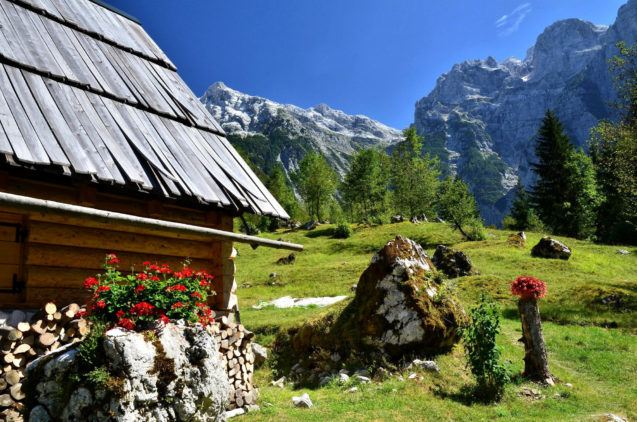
left=511, top=276, right=554, bottom=384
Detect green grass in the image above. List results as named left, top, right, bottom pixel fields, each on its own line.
left=234, top=222, right=637, bottom=421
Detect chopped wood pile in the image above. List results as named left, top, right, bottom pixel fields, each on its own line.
left=209, top=315, right=258, bottom=411
left=0, top=302, right=86, bottom=420
left=0, top=303, right=257, bottom=419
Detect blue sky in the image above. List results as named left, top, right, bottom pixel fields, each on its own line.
left=108, top=0, right=626, bottom=129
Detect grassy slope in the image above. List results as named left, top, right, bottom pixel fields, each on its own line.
left=234, top=222, right=637, bottom=421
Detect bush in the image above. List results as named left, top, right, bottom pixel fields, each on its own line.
left=333, top=222, right=353, bottom=239
left=83, top=254, right=217, bottom=331
left=460, top=294, right=511, bottom=401
left=465, top=220, right=487, bottom=241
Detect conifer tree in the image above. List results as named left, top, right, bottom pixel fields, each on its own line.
left=529, top=110, right=575, bottom=233
left=509, top=182, right=533, bottom=231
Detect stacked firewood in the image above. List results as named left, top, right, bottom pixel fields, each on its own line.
left=209, top=316, right=257, bottom=410
left=0, top=303, right=86, bottom=420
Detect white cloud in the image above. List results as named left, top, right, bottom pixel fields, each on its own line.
left=495, top=3, right=531, bottom=36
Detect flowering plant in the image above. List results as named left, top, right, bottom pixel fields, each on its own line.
left=82, top=254, right=216, bottom=331
left=510, top=276, right=547, bottom=300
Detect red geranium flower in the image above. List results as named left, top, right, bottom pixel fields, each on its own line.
left=118, top=318, right=135, bottom=330
left=511, top=276, right=547, bottom=299
left=92, top=300, right=106, bottom=310
left=149, top=264, right=160, bottom=272
left=76, top=310, right=87, bottom=318
left=143, top=261, right=150, bottom=266
left=106, top=254, right=120, bottom=265
left=135, top=284, right=146, bottom=293
left=149, top=276, right=160, bottom=282
left=130, top=302, right=155, bottom=316
left=116, top=310, right=125, bottom=318
left=136, top=273, right=148, bottom=281
left=165, top=284, right=187, bottom=292
left=84, top=277, right=99, bottom=289
left=190, top=292, right=202, bottom=299
left=172, top=302, right=184, bottom=309
left=158, top=314, right=170, bottom=325
left=199, top=280, right=210, bottom=287
left=96, top=285, right=111, bottom=293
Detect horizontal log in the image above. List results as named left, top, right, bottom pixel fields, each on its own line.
left=25, top=245, right=213, bottom=271
left=0, top=193, right=302, bottom=251
left=28, top=221, right=215, bottom=260
left=0, top=242, right=20, bottom=266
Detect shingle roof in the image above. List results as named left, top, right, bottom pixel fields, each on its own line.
left=0, top=0, right=289, bottom=219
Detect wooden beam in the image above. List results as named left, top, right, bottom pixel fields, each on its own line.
left=0, top=192, right=303, bottom=251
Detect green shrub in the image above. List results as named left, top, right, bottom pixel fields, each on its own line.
left=460, top=294, right=511, bottom=401
left=333, top=222, right=353, bottom=239
left=466, top=220, right=487, bottom=241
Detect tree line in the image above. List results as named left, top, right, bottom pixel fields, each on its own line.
left=249, top=42, right=635, bottom=245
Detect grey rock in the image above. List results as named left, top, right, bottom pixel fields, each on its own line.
left=432, top=245, right=476, bottom=278
left=28, top=324, right=230, bottom=422
left=617, top=249, right=629, bottom=255
left=348, top=387, right=358, bottom=393
left=319, top=376, right=332, bottom=386
left=354, top=374, right=372, bottom=384
left=374, top=367, right=390, bottom=380
left=292, top=393, right=313, bottom=408
left=350, top=284, right=357, bottom=292
left=29, top=405, right=52, bottom=422
left=251, top=343, right=268, bottom=367
left=594, top=414, right=627, bottom=422
left=270, top=272, right=277, bottom=278
left=433, top=218, right=445, bottom=223
left=407, top=373, right=418, bottom=380
left=390, top=215, right=404, bottom=223
left=338, top=373, right=350, bottom=384
left=271, top=376, right=286, bottom=388
left=409, top=359, right=440, bottom=372
left=225, top=408, right=245, bottom=418
left=531, top=236, right=572, bottom=260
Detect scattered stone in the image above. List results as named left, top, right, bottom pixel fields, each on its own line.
left=374, top=367, right=390, bottom=380
left=617, top=249, right=629, bottom=255
left=519, top=387, right=543, bottom=400
left=252, top=295, right=348, bottom=309
left=390, top=215, right=404, bottom=223
left=276, top=253, right=297, bottom=265
left=354, top=374, right=372, bottom=384
left=319, top=376, right=332, bottom=386
left=320, top=220, right=330, bottom=225
left=270, top=272, right=277, bottom=278
left=285, top=220, right=301, bottom=230
left=432, top=245, right=477, bottom=278
left=240, top=282, right=252, bottom=288
left=487, top=233, right=497, bottom=238
left=331, top=352, right=341, bottom=362
left=407, top=373, right=418, bottom=380
left=263, top=402, right=274, bottom=407
left=355, top=369, right=369, bottom=377
left=410, top=216, right=421, bottom=224
left=251, top=343, right=268, bottom=367
left=271, top=377, right=286, bottom=388
left=508, top=232, right=526, bottom=247
left=246, top=405, right=260, bottom=413
left=593, top=415, right=627, bottom=422
left=408, top=359, right=440, bottom=372
left=531, top=236, right=571, bottom=260
left=338, top=373, right=350, bottom=384
left=347, top=387, right=358, bottom=393
left=391, top=388, right=397, bottom=392
left=565, top=383, right=573, bottom=388
left=292, top=393, right=313, bottom=408
left=433, top=217, right=445, bottom=223
left=339, top=369, right=350, bottom=375
left=350, top=284, right=357, bottom=292
left=301, top=221, right=320, bottom=230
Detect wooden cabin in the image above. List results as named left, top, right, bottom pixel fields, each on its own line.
left=0, top=0, right=298, bottom=311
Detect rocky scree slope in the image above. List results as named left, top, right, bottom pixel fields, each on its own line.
left=414, top=0, right=637, bottom=225
left=201, top=82, right=403, bottom=178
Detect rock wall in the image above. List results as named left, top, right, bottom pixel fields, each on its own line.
left=26, top=323, right=230, bottom=422
left=0, top=304, right=258, bottom=421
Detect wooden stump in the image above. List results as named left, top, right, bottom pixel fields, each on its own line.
left=518, top=298, right=554, bottom=384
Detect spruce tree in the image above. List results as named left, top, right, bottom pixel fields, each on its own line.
left=510, top=182, right=532, bottom=231
left=529, top=110, right=574, bottom=234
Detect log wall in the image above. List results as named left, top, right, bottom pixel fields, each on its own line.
left=0, top=175, right=236, bottom=310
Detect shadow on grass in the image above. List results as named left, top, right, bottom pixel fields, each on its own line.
left=305, top=228, right=335, bottom=238
left=433, top=383, right=505, bottom=406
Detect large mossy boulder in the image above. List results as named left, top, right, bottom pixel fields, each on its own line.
left=287, top=236, right=467, bottom=363
left=431, top=245, right=477, bottom=278
left=26, top=323, right=230, bottom=422
left=531, top=236, right=571, bottom=260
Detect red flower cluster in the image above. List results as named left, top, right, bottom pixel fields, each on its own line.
left=83, top=254, right=217, bottom=332
left=84, top=277, right=98, bottom=289
left=130, top=302, right=155, bottom=316
left=511, top=276, right=547, bottom=299
left=118, top=318, right=135, bottom=330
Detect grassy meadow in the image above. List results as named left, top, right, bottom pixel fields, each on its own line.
left=233, top=222, right=637, bottom=421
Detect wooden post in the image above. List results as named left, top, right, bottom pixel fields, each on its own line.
left=518, top=298, right=554, bottom=384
